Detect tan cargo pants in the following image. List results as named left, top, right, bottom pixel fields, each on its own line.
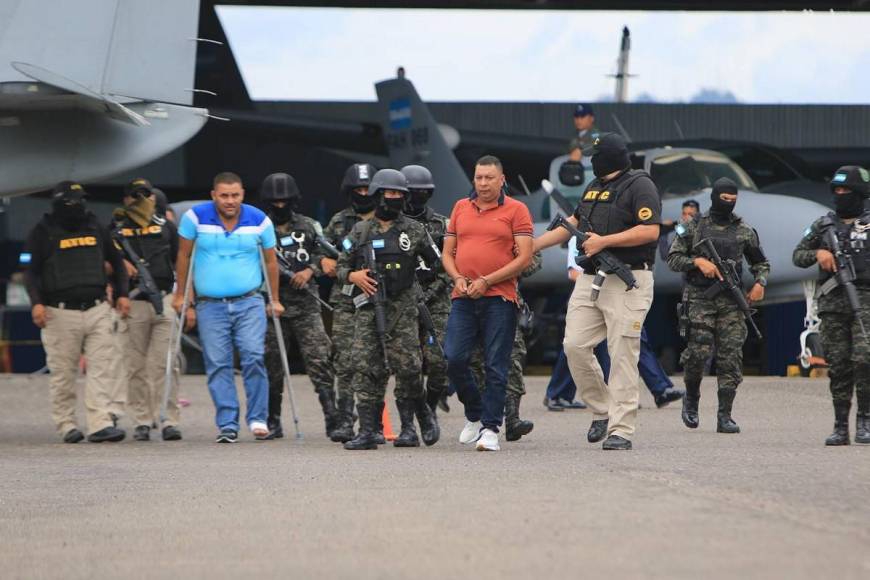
left=564, top=270, right=654, bottom=440
left=41, top=301, right=117, bottom=436
left=123, top=295, right=179, bottom=428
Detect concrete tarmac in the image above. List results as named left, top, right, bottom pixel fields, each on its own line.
left=1, top=373, right=868, bottom=580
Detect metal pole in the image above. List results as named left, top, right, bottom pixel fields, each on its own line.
left=160, top=243, right=196, bottom=425
left=260, top=247, right=303, bottom=439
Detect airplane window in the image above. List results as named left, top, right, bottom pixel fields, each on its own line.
left=649, top=151, right=757, bottom=199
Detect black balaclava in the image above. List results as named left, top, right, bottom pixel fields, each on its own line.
left=269, top=202, right=294, bottom=225
left=53, top=200, right=87, bottom=230
left=831, top=166, right=870, bottom=219
left=351, top=191, right=377, bottom=214
left=375, top=193, right=405, bottom=221
left=590, top=133, right=631, bottom=179
left=406, top=188, right=432, bottom=216
left=710, top=177, right=738, bottom=223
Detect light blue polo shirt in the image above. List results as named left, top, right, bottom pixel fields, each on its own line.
left=178, top=202, right=276, bottom=299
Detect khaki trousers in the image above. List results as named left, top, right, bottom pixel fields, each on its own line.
left=107, top=308, right=128, bottom=418
left=564, top=270, right=654, bottom=440
left=124, top=295, right=179, bottom=427
left=41, top=302, right=116, bottom=436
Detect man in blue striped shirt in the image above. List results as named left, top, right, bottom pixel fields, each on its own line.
left=174, top=172, right=283, bottom=443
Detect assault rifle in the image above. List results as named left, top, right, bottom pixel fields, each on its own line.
left=357, top=241, right=390, bottom=370
left=316, top=235, right=340, bottom=260
left=819, top=220, right=867, bottom=339
left=695, top=238, right=763, bottom=340
left=112, top=227, right=164, bottom=315
left=414, top=280, right=446, bottom=359
left=275, top=251, right=333, bottom=312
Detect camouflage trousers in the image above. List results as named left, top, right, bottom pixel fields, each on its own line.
left=820, top=310, right=870, bottom=410
left=351, top=297, right=423, bottom=406
left=420, top=295, right=450, bottom=398
left=680, top=290, right=747, bottom=391
left=264, top=301, right=335, bottom=417
left=331, top=299, right=357, bottom=408
left=470, top=325, right=527, bottom=398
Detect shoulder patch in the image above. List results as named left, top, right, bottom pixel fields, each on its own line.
left=342, top=237, right=353, bottom=251
left=675, top=223, right=687, bottom=237
left=803, top=226, right=813, bottom=239
left=638, top=207, right=653, bottom=221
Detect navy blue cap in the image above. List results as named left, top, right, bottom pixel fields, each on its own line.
left=573, top=103, right=594, bottom=118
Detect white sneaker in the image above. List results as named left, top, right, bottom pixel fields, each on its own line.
left=459, top=421, right=483, bottom=444
left=476, top=428, right=500, bottom=452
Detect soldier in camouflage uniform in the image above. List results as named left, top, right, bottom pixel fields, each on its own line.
left=260, top=173, right=339, bottom=440
left=337, top=169, right=441, bottom=450
left=667, top=178, right=769, bottom=434
left=321, top=163, right=378, bottom=442
left=793, top=166, right=870, bottom=446
left=400, top=165, right=452, bottom=418
left=469, top=251, right=542, bottom=441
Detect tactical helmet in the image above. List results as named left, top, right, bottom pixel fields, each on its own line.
left=260, top=172, right=301, bottom=202
left=340, top=163, right=377, bottom=196
left=400, top=165, right=435, bottom=192
left=369, top=169, right=409, bottom=197
left=830, top=165, right=870, bottom=198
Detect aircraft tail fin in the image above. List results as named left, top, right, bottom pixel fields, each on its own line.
left=374, top=75, right=471, bottom=216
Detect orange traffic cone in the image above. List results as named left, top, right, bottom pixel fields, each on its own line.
left=382, top=403, right=397, bottom=441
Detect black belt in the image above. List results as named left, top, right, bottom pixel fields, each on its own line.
left=582, top=262, right=650, bottom=275
left=197, top=289, right=260, bottom=303
left=46, top=298, right=105, bottom=311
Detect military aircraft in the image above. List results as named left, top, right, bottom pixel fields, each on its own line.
left=0, top=0, right=209, bottom=197
left=373, top=73, right=831, bottom=303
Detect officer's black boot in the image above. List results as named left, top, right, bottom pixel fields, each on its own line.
left=265, top=382, right=284, bottom=439
left=317, top=388, right=340, bottom=439
left=330, top=394, right=355, bottom=443
left=716, top=388, right=740, bottom=434
left=343, top=401, right=378, bottom=450
left=855, top=390, right=870, bottom=444
left=374, top=400, right=386, bottom=445
left=681, top=378, right=700, bottom=429
left=415, top=397, right=440, bottom=446
left=825, top=401, right=851, bottom=446
left=393, top=399, right=420, bottom=447
left=505, top=393, right=534, bottom=442
left=266, top=415, right=284, bottom=440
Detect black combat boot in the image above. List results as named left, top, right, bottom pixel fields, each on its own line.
left=265, top=382, right=284, bottom=439
left=393, top=399, right=420, bottom=447
left=415, top=397, right=440, bottom=446
left=856, top=391, right=870, bottom=444
left=681, top=378, right=701, bottom=429
left=343, top=401, right=378, bottom=450
left=374, top=400, right=386, bottom=445
left=504, top=393, right=534, bottom=442
left=265, top=415, right=283, bottom=440
left=716, top=389, right=740, bottom=434
left=825, top=401, right=851, bottom=446
left=317, top=388, right=340, bottom=440
left=331, top=395, right=355, bottom=443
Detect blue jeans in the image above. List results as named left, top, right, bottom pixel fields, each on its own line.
left=546, top=349, right=577, bottom=401
left=594, top=327, right=673, bottom=396
left=445, top=297, right=517, bottom=432
left=196, top=294, right=269, bottom=432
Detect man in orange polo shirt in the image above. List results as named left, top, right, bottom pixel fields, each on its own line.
left=442, top=155, right=533, bottom=452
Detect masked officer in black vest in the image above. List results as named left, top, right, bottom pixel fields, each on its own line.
left=24, top=181, right=130, bottom=443
left=112, top=178, right=181, bottom=442
left=260, top=172, right=339, bottom=440
left=534, top=133, right=661, bottom=451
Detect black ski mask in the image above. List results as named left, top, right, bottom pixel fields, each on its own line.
left=590, top=133, right=631, bottom=179
left=830, top=166, right=870, bottom=219
left=351, top=192, right=377, bottom=214
left=406, top=188, right=432, bottom=216
left=53, top=200, right=87, bottom=230
left=833, top=190, right=864, bottom=219
left=269, top=202, right=295, bottom=225
left=375, top=194, right=405, bottom=221
left=710, top=178, right=738, bottom=223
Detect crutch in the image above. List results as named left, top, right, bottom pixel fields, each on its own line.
left=161, top=244, right=196, bottom=426
left=260, top=246, right=303, bottom=439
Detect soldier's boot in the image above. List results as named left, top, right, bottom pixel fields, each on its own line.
left=415, top=397, right=440, bottom=446
left=343, top=401, right=378, bottom=450
left=374, top=400, right=386, bottom=445
left=825, top=401, right=851, bottom=446
left=716, top=389, right=740, bottom=434
left=330, top=394, right=355, bottom=443
left=316, top=388, right=340, bottom=439
left=265, top=387, right=284, bottom=440
left=681, top=379, right=701, bottom=429
left=393, top=399, right=420, bottom=447
left=505, top=393, right=534, bottom=442
left=856, top=392, right=870, bottom=444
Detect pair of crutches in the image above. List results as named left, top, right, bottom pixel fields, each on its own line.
left=160, top=244, right=302, bottom=439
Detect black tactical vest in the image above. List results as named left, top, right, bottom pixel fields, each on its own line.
left=43, top=218, right=107, bottom=299
left=276, top=225, right=317, bottom=272
left=823, top=212, right=870, bottom=283
left=116, top=219, right=174, bottom=290
left=356, top=224, right=416, bottom=297
left=686, top=217, right=743, bottom=288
